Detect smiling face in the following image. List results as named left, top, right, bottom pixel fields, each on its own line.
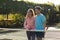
left=27, top=9, right=33, bottom=17
left=35, top=8, right=41, bottom=15
left=35, top=6, right=41, bottom=15
left=26, top=8, right=35, bottom=18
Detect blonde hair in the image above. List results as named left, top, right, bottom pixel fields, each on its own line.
left=25, top=8, right=35, bottom=18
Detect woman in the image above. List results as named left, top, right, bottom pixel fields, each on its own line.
left=24, top=8, right=35, bottom=40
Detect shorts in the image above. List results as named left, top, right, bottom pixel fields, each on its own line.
left=35, top=32, right=45, bottom=38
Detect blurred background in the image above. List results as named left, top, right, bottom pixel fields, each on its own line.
left=0, top=0, right=60, bottom=28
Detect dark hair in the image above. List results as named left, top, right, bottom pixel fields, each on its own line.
left=35, top=6, right=41, bottom=10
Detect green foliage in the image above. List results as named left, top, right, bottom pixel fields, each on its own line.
left=0, top=0, right=60, bottom=27
left=8, top=13, right=24, bottom=28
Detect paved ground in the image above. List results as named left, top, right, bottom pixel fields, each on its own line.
left=0, top=27, right=60, bottom=40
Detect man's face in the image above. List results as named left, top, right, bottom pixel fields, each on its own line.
left=35, top=9, right=40, bottom=15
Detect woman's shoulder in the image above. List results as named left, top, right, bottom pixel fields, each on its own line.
left=33, top=16, right=35, bottom=18
left=32, top=16, right=36, bottom=19
left=33, top=15, right=37, bottom=17
left=24, top=17, right=28, bottom=20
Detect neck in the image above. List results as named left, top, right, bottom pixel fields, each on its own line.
left=37, top=13, right=41, bottom=15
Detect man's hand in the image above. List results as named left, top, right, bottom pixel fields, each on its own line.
left=44, top=27, right=48, bottom=31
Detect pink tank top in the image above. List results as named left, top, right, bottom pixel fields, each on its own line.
left=24, top=16, right=35, bottom=30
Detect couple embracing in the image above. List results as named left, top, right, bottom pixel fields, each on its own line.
left=24, top=6, right=48, bottom=40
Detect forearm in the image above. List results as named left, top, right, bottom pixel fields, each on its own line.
left=44, top=21, right=48, bottom=30
left=24, top=20, right=27, bottom=28
left=44, top=21, right=46, bottom=27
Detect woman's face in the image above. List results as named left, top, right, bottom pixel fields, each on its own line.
left=27, top=10, right=33, bottom=17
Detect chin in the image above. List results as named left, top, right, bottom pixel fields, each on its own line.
left=36, top=13, right=38, bottom=14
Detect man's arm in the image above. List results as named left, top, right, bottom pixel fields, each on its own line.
left=44, top=21, right=48, bottom=31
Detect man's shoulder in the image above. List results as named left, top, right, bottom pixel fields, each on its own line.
left=40, top=13, right=44, bottom=16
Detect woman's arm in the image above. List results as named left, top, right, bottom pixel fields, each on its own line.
left=24, top=18, right=27, bottom=28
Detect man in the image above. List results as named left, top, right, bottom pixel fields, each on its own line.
left=35, top=6, right=48, bottom=40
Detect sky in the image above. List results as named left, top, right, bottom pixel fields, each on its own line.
left=17, top=0, right=60, bottom=5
